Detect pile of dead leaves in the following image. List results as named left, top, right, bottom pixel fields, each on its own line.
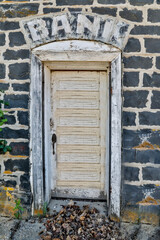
left=39, top=201, right=126, bottom=240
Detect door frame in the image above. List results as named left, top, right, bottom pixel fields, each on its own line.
left=30, top=40, right=121, bottom=218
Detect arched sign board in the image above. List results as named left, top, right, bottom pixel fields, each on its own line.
left=22, top=13, right=130, bottom=218
left=22, top=13, right=129, bottom=49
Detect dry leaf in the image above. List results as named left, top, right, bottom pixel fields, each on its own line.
left=66, top=236, right=72, bottom=240
left=80, top=216, right=85, bottom=221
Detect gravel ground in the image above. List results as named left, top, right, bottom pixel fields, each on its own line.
left=1, top=201, right=160, bottom=240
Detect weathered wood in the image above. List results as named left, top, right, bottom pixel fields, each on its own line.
left=33, top=40, right=119, bottom=54
left=52, top=187, right=104, bottom=199
left=32, top=41, right=120, bottom=62
left=44, top=66, right=53, bottom=203
left=30, top=54, right=44, bottom=210
left=45, top=61, right=109, bottom=71
left=110, top=53, right=122, bottom=218
left=100, top=71, right=109, bottom=192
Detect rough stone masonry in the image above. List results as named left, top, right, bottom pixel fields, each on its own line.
left=0, top=0, right=160, bottom=224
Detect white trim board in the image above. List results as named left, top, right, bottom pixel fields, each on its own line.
left=31, top=40, right=121, bottom=218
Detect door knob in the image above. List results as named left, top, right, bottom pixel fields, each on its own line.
left=52, top=133, right=57, bottom=154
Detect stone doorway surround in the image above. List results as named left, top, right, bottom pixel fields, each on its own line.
left=21, top=13, right=130, bottom=218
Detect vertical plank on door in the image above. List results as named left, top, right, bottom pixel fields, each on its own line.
left=44, top=65, right=53, bottom=203
left=99, top=71, right=108, bottom=192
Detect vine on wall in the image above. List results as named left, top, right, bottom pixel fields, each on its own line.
left=0, top=90, right=11, bottom=154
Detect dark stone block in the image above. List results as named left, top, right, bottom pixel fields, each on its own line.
left=143, top=184, right=160, bottom=199
left=123, top=90, right=148, bottom=108
left=98, top=0, right=125, bottom=4
left=148, top=9, right=160, bottom=23
left=0, top=127, right=29, bottom=139
left=130, top=25, right=160, bottom=35
left=0, top=64, right=5, bottom=79
left=136, top=150, right=160, bottom=164
left=123, top=72, right=139, bottom=87
left=139, top=205, right=160, bottom=224
left=3, top=49, right=30, bottom=60
left=139, top=111, right=160, bottom=125
left=0, top=4, right=39, bottom=18
left=17, top=111, right=29, bottom=125
left=143, top=72, right=160, bottom=87
left=156, top=57, right=160, bottom=69
left=92, top=7, right=117, bottom=16
left=9, top=142, right=29, bottom=156
left=129, top=0, right=153, bottom=5
left=20, top=174, right=30, bottom=191
left=124, top=38, right=141, bottom=52
left=151, top=185, right=160, bottom=199
left=43, top=2, right=53, bottom=5
left=9, top=32, right=26, bottom=47
left=148, top=130, right=160, bottom=146
left=9, top=63, right=30, bottom=80
left=0, top=21, right=19, bottom=30
left=68, top=8, right=82, bottom=12
left=19, top=193, right=32, bottom=206
left=0, top=83, right=9, bottom=91
left=43, top=8, right=61, bottom=14
left=4, top=180, right=16, bottom=188
left=12, top=83, right=29, bottom=92
left=4, top=115, right=16, bottom=125
left=123, top=56, right=153, bottom=69
left=123, top=111, right=136, bottom=126
left=4, top=159, right=29, bottom=173
left=119, top=8, right=142, bottom=22
left=123, top=184, right=143, bottom=205
left=123, top=129, right=160, bottom=149
left=151, top=91, right=160, bottom=109
left=4, top=94, right=29, bottom=109
left=56, top=0, right=93, bottom=5
left=0, top=33, right=5, bottom=46
left=124, top=166, right=139, bottom=181
left=123, top=129, right=141, bottom=148
left=143, top=167, right=160, bottom=181
left=123, top=149, right=136, bottom=163
left=145, top=38, right=160, bottom=53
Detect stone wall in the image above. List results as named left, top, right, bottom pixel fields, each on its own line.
left=0, top=0, right=160, bottom=223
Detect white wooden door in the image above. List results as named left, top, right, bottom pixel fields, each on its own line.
left=51, top=70, right=109, bottom=199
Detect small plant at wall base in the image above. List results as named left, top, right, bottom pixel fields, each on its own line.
left=43, top=202, right=48, bottom=217
left=14, top=199, right=24, bottom=219
left=0, top=90, right=11, bottom=154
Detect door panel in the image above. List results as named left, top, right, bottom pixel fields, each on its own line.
left=51, top=70, right=108, bottom=199
left=57, top=145, right=101, bottom=163
left=53, top=71, right=100, bottom=91
left=55, top=91, right=99, bottom=109
left=56, top=109, right=100, bottom=127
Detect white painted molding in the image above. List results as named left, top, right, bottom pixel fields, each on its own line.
left=110, top=53, right=122, bottom=217
left=31, top=40, right=122, bottom=217
left=30, top=54, right=44, bottom=210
